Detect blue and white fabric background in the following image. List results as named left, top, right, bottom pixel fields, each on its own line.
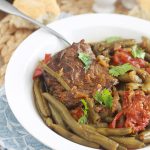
left=0, top=13, right=71, bottom=150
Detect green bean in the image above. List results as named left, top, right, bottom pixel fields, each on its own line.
left=82, top=126, right=119, bottom=150
left=142, top=82, right=150, bottom=94
left=145, top=52, right=150, bottom=62
left=49, top=104, right=66, bottom=128
left=47, top=123, right=100, bottom=149
left=142, top=136, right=150, bottom=144
left=104, top=117, right=113, bottom=123
left=45, top=117, right=53, bottom=125
left=117, top=145, right=127, bottom=150
left=97, top=128, right=132, bottom=136
left=136, top=68, right=150, bottom=82
left=141, top=36, right=150, bottom=54
left=110, top=137, right=145, bottom=149
left=126, top=83, right=142, bottom=90
left=138, top=130, right=150, bottom=144
left=82, top=124, right=96, bottom=132
left=39, top=81, right=51, bottom=116
left=116, top=39, right=136, bottom=48
left=40, top=62, right=71, bottom=91
left=95, top=122, right=108, bottom=128
left=43, top=92, right=119, bottom=150
left=139, top=130, right=150, bottom=140
left=86, top=98, right=100, bottom=124
left=34, top=99, right=53, bottom=125
left=33, top=79, right=51, bottom=117
left=89, top=122, right=108, bottom=128
left=118, top=71, right=142, bottom=83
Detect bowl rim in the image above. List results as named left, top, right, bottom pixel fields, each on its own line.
left=5, top=13, right=150, bottom=150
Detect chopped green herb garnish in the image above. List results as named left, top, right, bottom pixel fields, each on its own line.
left=78, top=99, right=88, bottom=124
left=131, top=45, right=145, bottom=59
left=94, top=91, right=102, bottom=105
left=78, top=52, right=92, bottom=71
left=105, top=36, right=121, bottom=44
left=94, top=89, right=113, bottom=108
left=109, top=63, right=134, bottom=77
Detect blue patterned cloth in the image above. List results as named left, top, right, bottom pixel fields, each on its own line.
left=0, top=86, right=51, bottom=150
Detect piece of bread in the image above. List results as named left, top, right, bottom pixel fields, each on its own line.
left=129, top=0, right=150, bottom=20
left=137, top=0, right=150, bottom=13
left=10, top=0, right=60, bottom=29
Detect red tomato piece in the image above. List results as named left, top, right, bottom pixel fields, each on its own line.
left=129, top=58, right=146, bottom=68
left=70, top=107, right=83, bottom=121
left=122, top=91, right=150, bottom=132
left=112, top=50, right=132, bottom=65
left=43, top=54, right=52, bottom=64
left=112, top=49, right=146, bottom=68
left=33, top=67, right=42, bottom=79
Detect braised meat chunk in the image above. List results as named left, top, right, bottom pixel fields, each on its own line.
left=43, top=40, right=117, bottom=108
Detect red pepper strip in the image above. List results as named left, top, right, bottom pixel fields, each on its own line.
left=109, top=111, right=123, bottom=128
left=43, top=54, right=51, bottom=64
left=33, top=67, right=42, bottom=80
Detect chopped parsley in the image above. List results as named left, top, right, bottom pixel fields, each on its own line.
left=78, top=99, right=88, bottom=124
left=105, top=36, right=121, bottom=44
left=94, top=89, right=113, bottom=108
left=78, top=52, right=92, bottom=71
left=109, top=63, right=134, bottom=77
left=131, top=45, right=145, bottom=59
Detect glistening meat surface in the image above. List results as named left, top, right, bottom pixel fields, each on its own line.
left=43, top=40, right=117, bottom=108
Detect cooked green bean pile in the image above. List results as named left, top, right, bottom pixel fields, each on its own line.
left=33, top=37, right=150, bottom=150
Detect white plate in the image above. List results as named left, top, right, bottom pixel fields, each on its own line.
left=5, top=14, right=150, bottom=150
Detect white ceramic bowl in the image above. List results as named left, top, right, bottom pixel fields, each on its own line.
left=5, top=14, right=150, bottom=150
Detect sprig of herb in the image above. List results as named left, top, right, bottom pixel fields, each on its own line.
left=78, top=99, right=88, bottom=124
left=78, top=52, right=92, bottom=71
left=94, top=89, right=113, bottom=108
left=131, top=45, right=145, bottom=59
left=109, top=63, right=134, bottom=77
left=105, top=36, right=121, bottom=44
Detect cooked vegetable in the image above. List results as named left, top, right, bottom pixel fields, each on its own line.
left=78, top=52, right=92, bottom=70
left=47, top=123, right=100, bottom=148
left=33, top=37, right=150, bottom=150
left=118, top=71, right=142, bottom=83
left=40, top=62, right=70, bottom=91
left=145, top=52, right=150, bottom=62
left=94, top=89, right=113, bottom=108
left=139, top=130, right=150, bottom=139
left=117, top=145, right=127, bottom=150
left=106, top=36, right=121, bottom=44
left=109, top=63, right=134, bottom=77
left=85, top=98, right=100, bottom=124
left=142, top=136, right=150, bottom=144
left=138, top=130, right=150, bottom=144
left=49, top=104, right=66, bottom=128
left=125, top=83, right=142, bottom=90
left=33, top=79, right=51, bottom=117
left=110, top=137, right=145, bottom=149
left=43, top=93, right=119, bottom=150
left=131, top=45, right=145, bottom=59
left=78, top=99, right=88, bottom=124
left=97, top=128, right=132, bottom=136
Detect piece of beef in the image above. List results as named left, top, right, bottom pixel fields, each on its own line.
left=43, top=40, right=117, bottom=108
